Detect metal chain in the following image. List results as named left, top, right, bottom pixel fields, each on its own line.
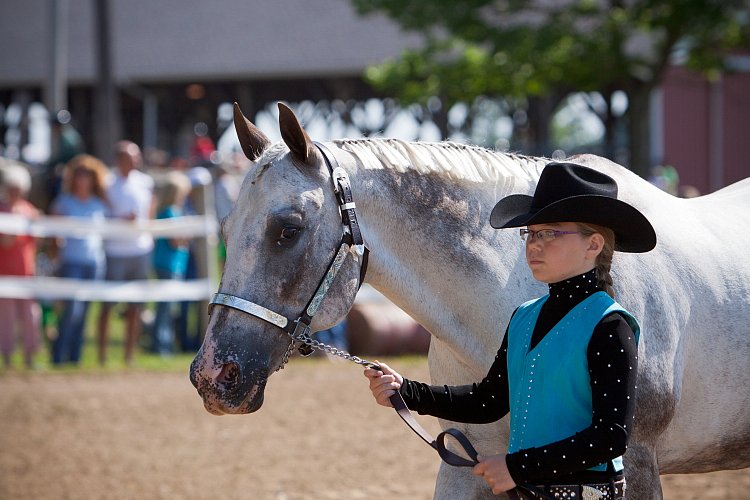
left=291, top=329, right=375, bottom=367
left=274, top=327, right=374, bottom=372
left=274, top=337, right=296, bottom=372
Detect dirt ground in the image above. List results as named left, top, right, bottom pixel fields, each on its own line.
left=1, top=358, right=748, bottom=500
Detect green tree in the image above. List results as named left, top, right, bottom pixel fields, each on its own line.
left=352, top=0, right=750, bottom=176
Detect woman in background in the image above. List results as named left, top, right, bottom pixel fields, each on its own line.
left=50, top=154, right=109, bottom=365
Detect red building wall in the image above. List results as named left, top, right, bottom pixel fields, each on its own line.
left=661, top=64, right=750, bottom=194
left=722, top=72, right=750, bottom=188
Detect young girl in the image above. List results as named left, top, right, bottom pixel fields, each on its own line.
left=365, top=163, right=656, bottom=499
left=151, top=171, right=192, bottom=355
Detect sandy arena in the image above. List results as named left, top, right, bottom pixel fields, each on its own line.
left=1, top=358, right=748, bottom=499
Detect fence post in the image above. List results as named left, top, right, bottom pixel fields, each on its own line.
left=191, top=179, right=218, bottom=337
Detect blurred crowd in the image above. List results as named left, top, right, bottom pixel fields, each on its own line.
left=0, top=124, right=248, bottom=369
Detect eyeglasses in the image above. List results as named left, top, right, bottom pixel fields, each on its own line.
left=519, top=228, right=582, bottom=243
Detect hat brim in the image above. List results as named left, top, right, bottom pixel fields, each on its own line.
left=490, top=194, right=656, bottom=253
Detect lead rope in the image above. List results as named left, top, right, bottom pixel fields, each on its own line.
left=284, top=333, right=551, bottom=498
left=276, top=324, right=480, bottom=466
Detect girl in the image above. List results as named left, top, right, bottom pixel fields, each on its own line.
left=50, top=154, right=109, bottom=365
left=365, top=163, right=656, bottom=499
left=151, top=171, right=192, bottom=355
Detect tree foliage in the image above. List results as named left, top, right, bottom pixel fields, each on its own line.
left=352, top=0, right=750, bottom=173
left=355, top=0, right=748, bottom=103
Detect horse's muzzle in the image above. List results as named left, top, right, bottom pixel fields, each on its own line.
left=189, top=354, right=267, bottom=415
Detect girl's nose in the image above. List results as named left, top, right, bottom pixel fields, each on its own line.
left=526, top=238, right=543, bottom=251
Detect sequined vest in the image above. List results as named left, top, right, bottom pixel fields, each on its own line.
left=506, top=291, right=640, bottom=472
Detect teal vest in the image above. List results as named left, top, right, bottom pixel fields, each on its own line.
left=506, top=291, right=640, bottom=473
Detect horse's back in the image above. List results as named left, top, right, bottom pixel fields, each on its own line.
left=683, top=176, right=750, bottom=212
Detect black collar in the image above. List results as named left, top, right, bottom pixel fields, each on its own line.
left=547, top=268, right=601, bottom=307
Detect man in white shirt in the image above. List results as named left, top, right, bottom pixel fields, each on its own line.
left=97, top=141, right=154, bottom=366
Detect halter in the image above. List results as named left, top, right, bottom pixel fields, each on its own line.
left=209, top=142, right=370, bottom=369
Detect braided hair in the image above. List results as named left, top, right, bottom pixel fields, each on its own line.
left=576, top=222, right=616, bottom=298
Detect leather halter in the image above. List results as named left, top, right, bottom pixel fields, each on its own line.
left=209, top=142, right=369, bottom=358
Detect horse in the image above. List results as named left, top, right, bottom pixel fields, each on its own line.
left=190, top=102, right=750, bottom=499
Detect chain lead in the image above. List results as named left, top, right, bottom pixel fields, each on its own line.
left=274, top=326, right=376, bottom=372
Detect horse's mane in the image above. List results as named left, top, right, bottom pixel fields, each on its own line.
left=250, top=138, right=548, bottom=183
left=335, top=138, right=548, bottom=183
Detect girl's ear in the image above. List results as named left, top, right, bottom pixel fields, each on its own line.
left=586, top=233, right=605, bottom=259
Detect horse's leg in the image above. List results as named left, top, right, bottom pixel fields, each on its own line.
left=623, top=442, right=663, bottom=499
left=625, top=369, right=677, bottom=500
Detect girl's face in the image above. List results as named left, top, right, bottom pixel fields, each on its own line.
left=524, top=222, right=603, bottom=284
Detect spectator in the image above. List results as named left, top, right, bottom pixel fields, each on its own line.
left=0, top=164, right=41, bottom=369
left=49, top=154, right=109, bottom=365
left=151, top=171, right=191, bottom=355
left=97, top=141, right=154, bottom=366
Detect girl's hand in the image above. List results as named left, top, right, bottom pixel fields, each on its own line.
left=363, top=361, right=404, bottom=408
left=472, top=454, right=517, bottom=495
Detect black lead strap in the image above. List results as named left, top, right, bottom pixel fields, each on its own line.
left=367, top=363, right=479, bottom=468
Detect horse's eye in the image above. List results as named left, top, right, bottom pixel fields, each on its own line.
left=280, top=226, right=299, bottom=240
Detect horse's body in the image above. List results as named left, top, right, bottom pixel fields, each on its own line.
left=191, top=104, right=750, bottom=499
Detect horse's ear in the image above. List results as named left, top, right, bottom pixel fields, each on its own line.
left=233, top=102, right=271, bottom=161
left=278, top=102, right=315, bottom=164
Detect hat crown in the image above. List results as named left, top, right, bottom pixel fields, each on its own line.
left=530, top=163, right=618, bottom=211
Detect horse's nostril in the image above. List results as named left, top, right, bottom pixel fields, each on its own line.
left=217, top=362, right=242, bottom=388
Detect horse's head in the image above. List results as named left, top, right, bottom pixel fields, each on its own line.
left=190, top=103, right=363, bottom=415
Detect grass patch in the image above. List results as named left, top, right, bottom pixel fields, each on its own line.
left=1, top=297, right=429, bottom=376
left=1, top=300, right=198, bottom=375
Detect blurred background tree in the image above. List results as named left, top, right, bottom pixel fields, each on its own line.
left=351, top=0, right=750, bottom=177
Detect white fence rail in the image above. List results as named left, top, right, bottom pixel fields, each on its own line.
left=0, top=213, right=219, bottom=302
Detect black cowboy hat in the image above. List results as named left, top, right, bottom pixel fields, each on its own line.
left=490, top=162, right=656, bottom=253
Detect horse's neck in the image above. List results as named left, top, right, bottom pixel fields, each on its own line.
left=341, top=140, right=547, bottom=370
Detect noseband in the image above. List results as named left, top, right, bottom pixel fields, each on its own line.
left=209, top=142, right=370, bottom=369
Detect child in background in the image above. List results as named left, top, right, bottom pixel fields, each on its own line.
left=151, top=171, right=192, bottom=354
left=0, top=164, right=41, bottom=369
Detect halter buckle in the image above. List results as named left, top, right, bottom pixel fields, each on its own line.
left=298, top=344, right=314, bottom=357
left=291, top=320, right=315, bottom=357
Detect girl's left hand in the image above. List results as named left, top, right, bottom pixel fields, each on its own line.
left=472, top=454, right=516, bottom=495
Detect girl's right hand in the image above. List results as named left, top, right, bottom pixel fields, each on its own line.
left=363, top=361, right=404, bottom=408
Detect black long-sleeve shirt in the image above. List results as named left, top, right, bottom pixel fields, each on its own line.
left=399, top=269, right=638, bottom=484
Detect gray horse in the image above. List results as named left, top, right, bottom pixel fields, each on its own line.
left=190, top=103, right=750, bottom=499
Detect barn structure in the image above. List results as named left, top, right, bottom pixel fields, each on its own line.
left=0, top=0, right=747, bottom=192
